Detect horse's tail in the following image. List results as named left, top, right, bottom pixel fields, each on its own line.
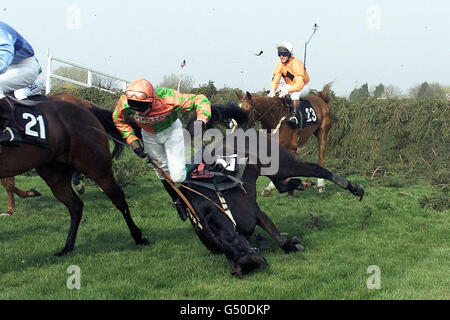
left=88, top=106, right=124, bottom=158
left=209, top=102, right=250, bottom=128
left=318, top=82, right=333, bottom=104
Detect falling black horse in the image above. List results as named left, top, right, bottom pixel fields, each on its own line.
left=179, top=105, right=364, bottom=277
left=0, top=94, right=148, bottom=256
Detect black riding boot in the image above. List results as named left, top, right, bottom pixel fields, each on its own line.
left=0, top=97, right=22, bottom=145
left=286, top=100, right=302, bottom=130
left=161, top=179, right=188, bottom=221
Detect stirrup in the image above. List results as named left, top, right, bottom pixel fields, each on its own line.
left=286, top=116, right=298, bottom=129
left=0, top=127, right=14, bottom=143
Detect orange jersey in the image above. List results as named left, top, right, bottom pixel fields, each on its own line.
left=270, top=56, right=309, bottom=92
left=113, top=87, right=211, bottom=144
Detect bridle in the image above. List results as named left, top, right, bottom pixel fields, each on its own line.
left=239, top=97, right=284, bottom=126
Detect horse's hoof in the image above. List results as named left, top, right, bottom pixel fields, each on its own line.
left=261, top=190, right=271, bottom=197
left=348, top=183, right=364, bottom=201
left=318, top=186, right=325, bottom=193
left=54, top=248, right=73, bottom=257
left=231, top=265, right=243, bottom=279
left=27, top=189, right=41, bottom=197
left=303, top=180, right=315, bottom=188
left=282, top=237, right=304, bottom=253
left=256, top=233, right=269, bottom=250
left=0, top=210, right=15, bottom=216
left=136, top=236, right=150, bottom=246
left=75, top=184, right=85, bottom=195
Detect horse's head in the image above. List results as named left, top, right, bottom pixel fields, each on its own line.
left=236, top=91, right=257, bottom=127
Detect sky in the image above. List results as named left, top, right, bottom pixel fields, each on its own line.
left=1, top=0, right=449, bottom=97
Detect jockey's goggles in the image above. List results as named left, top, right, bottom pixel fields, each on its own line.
left=125, top=90, right=150, bottom=101
left=278, top=52, right=290, bottom=57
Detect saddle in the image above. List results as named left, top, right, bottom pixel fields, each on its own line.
left=0, top=94, right=50, bottom=147
left=281, top=97, right=317, bottom=129
left=185, top=155, right=248, bottom=193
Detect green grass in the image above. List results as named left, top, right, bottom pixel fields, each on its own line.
left=0, top=170, right=448, bottom=300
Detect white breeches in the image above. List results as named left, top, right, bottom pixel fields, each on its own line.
left=142, top=119, right=187, bottom=183
left=14, top=71, right=46, bottom=100
left=0, top=57, right=40, bottom=100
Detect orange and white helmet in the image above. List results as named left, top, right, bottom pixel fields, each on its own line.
left=125, top=78, right=155, bottom=103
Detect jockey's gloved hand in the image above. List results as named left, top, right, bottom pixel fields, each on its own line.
left=133, top=147, right=146, bottom=158
left=267, top=89, right=276, bottom=98
left=130, top=139, right=146, bottom=158
left=278, top=87, right=289, bottom=98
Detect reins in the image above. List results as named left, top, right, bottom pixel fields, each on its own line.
left=241, top=98, right=286, bottom=133
left=179, top=184, right=237, bottom=228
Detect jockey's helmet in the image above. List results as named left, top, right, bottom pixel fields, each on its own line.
left=125, top=79, right=155, bottom=113
left=276, top=42, right=294, bottom=56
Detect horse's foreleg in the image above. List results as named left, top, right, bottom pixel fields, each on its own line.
left=256, top=209, right=304, bottom=253
left=295, top=162, right=364, bottom=200
left=14, top=187, right=41, bottom=199
left=1, top=177, right=16, bottom=215
left=36, top=165, right=84, bottom=256
left=94, top=173, right=149, bottom=246
left=316, top=128, right=329, bottom=193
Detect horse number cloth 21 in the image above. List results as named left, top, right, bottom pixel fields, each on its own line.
left=14, top=105, right=49, bottom=147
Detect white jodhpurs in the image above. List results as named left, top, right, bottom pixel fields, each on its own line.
left=0, top=57, right=40, bottom=99
left=142, top=119, right=187, bottom=183
left=14, top=70, right=46, bottom=100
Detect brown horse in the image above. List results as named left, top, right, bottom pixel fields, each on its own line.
left=1, top=176, right=41, bottom=216
left=236, top=83, right=333, bottom=195
left=0, top=94, right=148, bottom=256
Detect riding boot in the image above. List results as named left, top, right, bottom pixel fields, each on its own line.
left=286, top=100, right=302, bottom=130
left=161, top=179, right=188, bottom=221
left=0, top=97, right=22, bottom=145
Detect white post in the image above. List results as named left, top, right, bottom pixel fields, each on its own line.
left=45, top=54, right=52, bottom=95
left=87, top=70, right=92, bottom=87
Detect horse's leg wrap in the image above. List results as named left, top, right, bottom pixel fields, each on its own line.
left=331, top=173, right=349, bottom=189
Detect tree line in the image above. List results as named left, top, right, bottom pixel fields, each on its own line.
left=52, top=66, right=449, bottom=103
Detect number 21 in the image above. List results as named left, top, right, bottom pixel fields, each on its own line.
left=22, top=113, right=46, bottom=139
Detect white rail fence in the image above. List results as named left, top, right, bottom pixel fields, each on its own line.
left=45, top=54, right=131, bottom=94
